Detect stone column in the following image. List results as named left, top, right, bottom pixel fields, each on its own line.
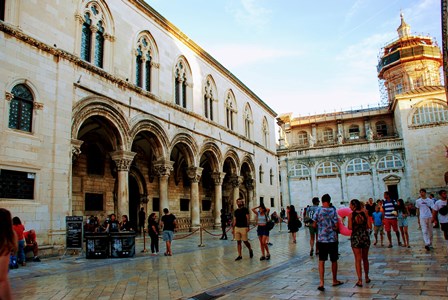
left=187, top=167, right=203, bottom=229
left=212, top=172, right=226, bottom=227
left=153, top=160, right=174, bottom=216
left=230, top=175, right=243, bottom=209
left=245, top=178, right=255, bottom=221
left=369, top=155, right=378, bottom=200
left=110, top=150, right=136, bottom=218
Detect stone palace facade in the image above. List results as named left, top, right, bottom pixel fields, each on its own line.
left=0, top=0, right=279, bottom=245
left=277, top=16, right=448, bottom=209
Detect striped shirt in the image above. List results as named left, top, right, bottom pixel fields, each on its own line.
left=383, top=199, right=397, bottom=219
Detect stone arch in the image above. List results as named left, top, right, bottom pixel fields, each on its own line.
left=129, top=115, right=169, bottom=159
left=77, top=0, right=115, bottom=35
left=407, top=98, right=448, bottom=126
left=240, top=154, right=255, bottom=178
left=222, top=148, right=240, bottom=175
left=198, top=142, right=222, bottom=171
left=134, top=30, right=159, bottom=63
left=170, top=132, right=199, bottom=167
left=72, top=96, right=129, bottom=150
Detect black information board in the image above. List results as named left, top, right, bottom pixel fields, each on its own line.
left=66, top=216, right=83, bottom=250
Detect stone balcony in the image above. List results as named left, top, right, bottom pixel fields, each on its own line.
left=280, top=138, right=403, bottom=158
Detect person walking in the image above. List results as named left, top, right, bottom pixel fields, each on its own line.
left=147, top=213, right=159, bottom=255
left=396, top=199, right=410, bottom=248
left=416, top=188, right=434, bottom=251
left=287, top=205, right=300, bottom=243
left=160, top=208, right=177, bottom=256
left=252, top=204, right=271, bottom=261
left=432, top=190, right=448, bottom=253
left=12, top=216, right=26, bottom=266
left=348, top=199, right=371, bottom=287
left=138, top=207, right=146, bottom=235
left=306, top=197, right=320, bottom=256
left=232, top=198, right=254, bottom=261
left=372, top=205, right=384, bottom=246
left=312, top=194, right=343, bottom=291
left=220, top=209, right=228, bottom=240
left=365, top=198, right=376, bottom=227
left=0, top=208, right=17, bottom=300
left=382, top=192, right=402, bottom=248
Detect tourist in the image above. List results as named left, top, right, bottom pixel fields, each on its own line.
left=12, top=216, right=26, bottom=266
left=147, top=213, right=159, bottom=255
left=104, top=214, right=120, bottom=233
left=251, top=203, right=271, bottom=261
left=24, top=230, right=41, bottom=262
left=432, top=190, right=448, bottom=252
left=313, top=194, right=343, bottom=291
left=306, top=197, right=320, bottom=256
left=0, top=208, right=17, bottom=300
left=365, top=198, right=376, bottom=227
left=119, top=214, right=133, bottom=231
left=348, top=199, right=371, bottom=287
left=396, top=199, right=410, bottom=248
left=287, top=205, right=300, bottom=243
left=372, top=205, right=384, bottom=246
left=138, top=207, right=146, bottom=234
left=220, top=209, right=228, bottom=240
left=382, top=192, right=401, bottom=248
left=232, top=198, right=254, bottom=261
left=416, top=188, right=434, bottom=251
left=161, top=208, right=177, bottom=256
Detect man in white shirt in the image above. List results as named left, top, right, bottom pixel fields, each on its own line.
left=415, top=188, right=435, bottom=250
left=432, top=190, right=448, bottom=248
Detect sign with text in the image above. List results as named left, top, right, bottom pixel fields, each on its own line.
left=66, top=216, right=83, bottom=250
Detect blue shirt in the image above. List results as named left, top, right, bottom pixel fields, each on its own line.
left=312, top=207, right=338, bottom=243
left=372, top=211, right=383, bottom=226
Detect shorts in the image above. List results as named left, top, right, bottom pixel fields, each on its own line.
left=308, top=225, right=318, bottom=235
left=441, top=222, right=448, bottom=232
left=383, top=218, right=398, bottom=232
left=398, top=217, right=408, bottom=227
left=234, top=227, right=249, bottom=241
left=373, top=225, right=384, bottom=235
left=162, top=230, right=174, bottom=242
left=317, top=242, right=339, bottom=262
left=257, top=225, right=270, bottom=237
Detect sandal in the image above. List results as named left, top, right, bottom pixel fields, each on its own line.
left=365, top=278, right=371, bottom=283
left=317, top=286, right=325, bottom=291
left=332, top=281, right=344, bottom=287
left=355, top=281, right=363, bottom=287
left=310, top=249, right=314, bottom=256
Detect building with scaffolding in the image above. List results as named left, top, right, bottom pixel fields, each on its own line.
left=277, top=15, right=448, bottom=208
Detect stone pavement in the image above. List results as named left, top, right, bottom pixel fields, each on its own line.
left=9, top=218, right=448, bottom=299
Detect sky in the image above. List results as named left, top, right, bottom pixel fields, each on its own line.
left=148, top=0, right=441, bottom=117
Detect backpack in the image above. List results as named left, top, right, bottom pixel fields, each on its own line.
left=439, top=204, right=448, bottom=216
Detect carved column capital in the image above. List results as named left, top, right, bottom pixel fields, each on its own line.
left=71, top=139, right=84, bottom=162
left=187, top=167, right=203, bottom=183
left=153, top=160, right=174, bottom=177
left=110, top=150, right=136, bottom=171
left=33, top=102, right=44, bottom=110
left=5, top=92, right=14, bottom=101
left=150, top=62, right=160, bottom=68
left=230, top=175, right=243, bottom=188
left=104, top=34, right=115, bottom=42
left=211, top=172, right=226, bottom=186
left=74, top=12, right=84, bottom=24
left=245, top=178, right=254, bottom=190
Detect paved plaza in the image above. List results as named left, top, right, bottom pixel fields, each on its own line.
left=9, top=218, right=448, bottom=299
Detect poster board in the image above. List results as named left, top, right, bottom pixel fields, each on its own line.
left=66, top=216, right=83, bottom=250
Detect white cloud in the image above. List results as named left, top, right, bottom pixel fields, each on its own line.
left=225, top=0, right=271, bottom=31
left=205, top=43, right=303, bottom=69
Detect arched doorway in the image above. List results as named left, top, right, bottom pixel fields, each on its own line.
left=129, top=175, right=140, bottom=227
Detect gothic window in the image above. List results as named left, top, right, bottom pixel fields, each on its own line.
left=289, top=164, right=310, bottom=177
left=81, top=13, right=92, bottom=62
left=134, top=34, right=155, bottom=91
left=244, top=104, right=253, bottom=139
left=316, top=162, right=339, bottom=175
left=412, top=102, right=448, bottom=125
left=323, top=128, right=333, bottom=142
left=297, top=131, right=308, bottom=145
left=8, top=84, right=34, bottom=132
left=376, top=121, right=388, bottom=137
left=78, top=1, right=111, bottom=69
left=203, top=76, right=216, bottom=121
left=225, top=91, right=237, bottom=130
left=174, top=58, right=191, bottom=108
left=346, top=158, right=370, bottom=173
left=259, top=165, right=263, bottom=183
left=262, top=117, right=269, bottom=147
left=349, top=125, right=360, bottom=140
left=377, top=155, right=403, bottom=170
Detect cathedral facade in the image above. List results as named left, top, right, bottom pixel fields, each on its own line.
left=0, top=0, right=279, bottom=245
left=277, top=16, right=448, bottom=209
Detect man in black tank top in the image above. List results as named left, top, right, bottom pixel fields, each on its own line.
left=232, top=198, right=253, bottom=261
